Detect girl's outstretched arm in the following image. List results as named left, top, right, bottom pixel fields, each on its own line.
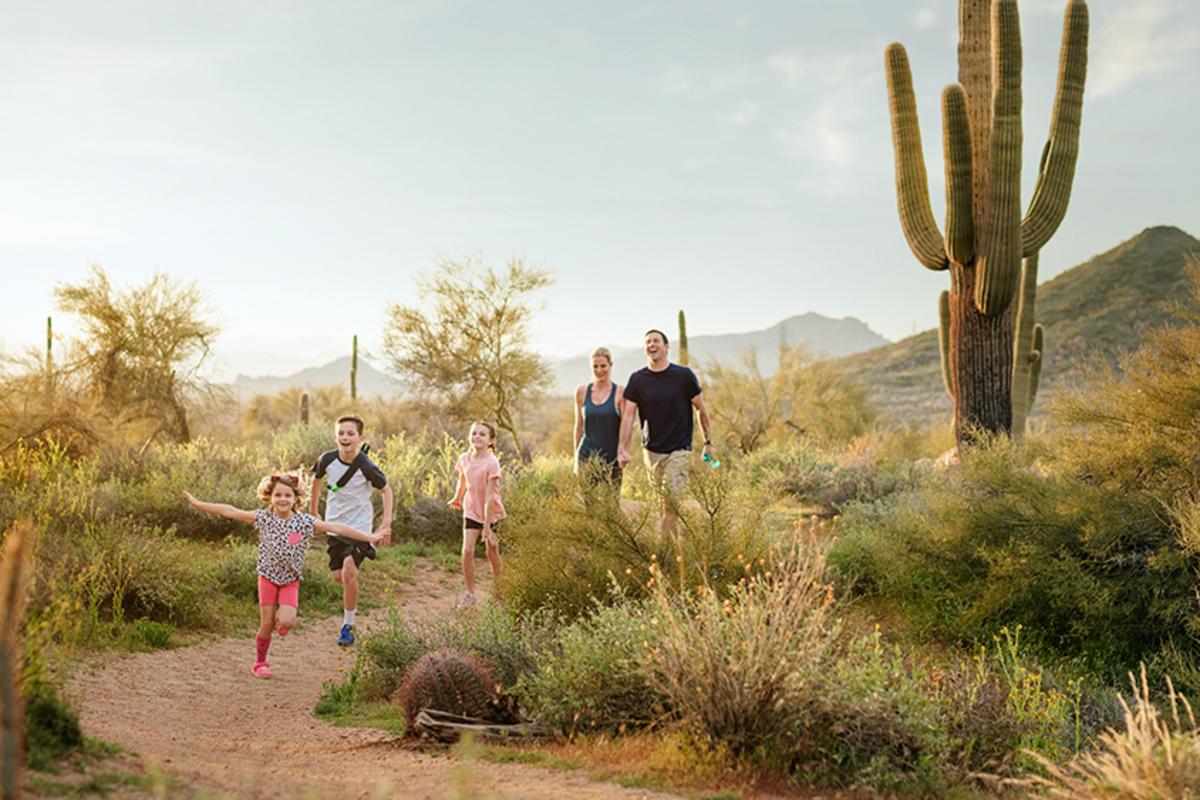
left=316, top=520, right=383, bottom=543
left=448, top=467, right=466, bottom=509
left=183, top=491, right=256, bottom=523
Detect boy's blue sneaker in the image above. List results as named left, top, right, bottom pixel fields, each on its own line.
left=338, top=624, right=355, bottom=647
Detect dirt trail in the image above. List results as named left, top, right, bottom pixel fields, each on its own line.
left=70, top=563, right=681, bottom=800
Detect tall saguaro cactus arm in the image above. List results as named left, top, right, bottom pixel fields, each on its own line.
left=938, top=291, right=954, bottom=396
left=942, top=85, right=975, bottom=266
left=886, top=44, right=949, bottom=272
left=975, top=0, right=1023, bottom=317
left=1022, top=0, right=1089, bottom=255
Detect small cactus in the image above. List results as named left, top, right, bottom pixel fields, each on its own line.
left=396, top=650, right=502, bottom=729
left=299, top=392, right=309, bottom=426
left=1, top=521, right=33, bottom=798
left=677, top=310, right=689, bottom=367
left=350, top=335, right=358, bottom=401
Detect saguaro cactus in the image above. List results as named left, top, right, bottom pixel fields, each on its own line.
left=886, top=0, right=1087, bottom=443
left=677, top=310, right=689, bottom=367
left=938, top=254, right=1045, bottom=438
left=299, top=392, right=310, bottom=426
left=350, top=335, right=358, bottom=401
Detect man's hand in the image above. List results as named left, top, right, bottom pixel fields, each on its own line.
left=617, top=447, right=632, bottom=469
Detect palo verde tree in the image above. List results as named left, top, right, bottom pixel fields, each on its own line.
left=886, top=0, right=1087, bottom=444
left=53, top=266, right=219, bottom=445
left=382, top=257, right=553, bottom=457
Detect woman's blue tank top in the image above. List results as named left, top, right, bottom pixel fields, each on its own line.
left=578, top=383, right=621, bottom=464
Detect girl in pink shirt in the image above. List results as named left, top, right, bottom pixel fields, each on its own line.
left=448, top=421, right=505, bottom=609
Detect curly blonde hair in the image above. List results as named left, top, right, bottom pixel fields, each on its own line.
left=256, top=471, right=308, bottom=506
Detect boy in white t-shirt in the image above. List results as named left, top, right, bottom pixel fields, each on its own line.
left=309, top=414, right=392, bottom=646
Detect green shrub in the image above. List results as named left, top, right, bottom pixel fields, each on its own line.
left=24, top=688, right=83, bottom=772
left=829, top=437, right=1193, bottom=671
left=515, top=597, right=665, bottom=736
left=130, top=619, right=175, bottom=649
left=743, top=441, right=923, bottom=514
left=498, top=463, right=778, bottom=618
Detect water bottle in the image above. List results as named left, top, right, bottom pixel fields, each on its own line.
left=703, top=450, right=720, bottom=469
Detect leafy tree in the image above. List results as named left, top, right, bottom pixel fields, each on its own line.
left=703, top=346, right=875, bottom=454
left=382, top=257, right=552, bottom=456
left=53, top=266, right=220, bottom=445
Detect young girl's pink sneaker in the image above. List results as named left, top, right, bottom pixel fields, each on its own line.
left=277, top=625, right=290, bottom=637
left=251, top=661, right=272, bottom=679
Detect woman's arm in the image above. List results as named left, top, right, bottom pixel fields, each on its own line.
left=573, top=385, right=585, bottom=453
left=183, top=491, right=256, bottom=524
left=615, top=385, right=625, bottom=415
left=315, top=519, right=383, bottom=543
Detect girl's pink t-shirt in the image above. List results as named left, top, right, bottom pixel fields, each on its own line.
left=457, top=452, right=506, bottom=524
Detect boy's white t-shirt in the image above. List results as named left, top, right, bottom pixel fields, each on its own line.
left=312, top=450, right=387, bottom=539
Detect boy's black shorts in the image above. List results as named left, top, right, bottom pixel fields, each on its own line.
left=328, top=537, right=377, bottom=571
left=464, top=518, right=501, bottom=532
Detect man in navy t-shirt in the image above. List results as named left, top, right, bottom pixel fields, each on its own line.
left=617, top=329, right=716, bottom=534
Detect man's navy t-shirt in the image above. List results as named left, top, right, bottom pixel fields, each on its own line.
left=624, top=364, right=701, bottom=454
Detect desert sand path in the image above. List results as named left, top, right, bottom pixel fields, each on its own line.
left=70, top=563, right=682, bottom=800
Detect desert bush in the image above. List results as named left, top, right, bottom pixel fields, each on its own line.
left=796, top=629, right=946, bottom=789
left=515, top=596, right=665, bottom=736
left=828, top=436, right=1193, bottom=670
left=701, top=345, right=876, bottom=454
left=643, top=540, right=840, bottom=759
left=1032, top=665, right=1200, bottom=798
left=742, top=441, right=922, bottom=514
left=497, top=462, right=777, bottom=618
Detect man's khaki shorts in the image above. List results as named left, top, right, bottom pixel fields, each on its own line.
left=643, top=449, right=691, bottom=502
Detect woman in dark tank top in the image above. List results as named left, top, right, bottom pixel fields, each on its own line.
left=573, top=346, right=625, bottom=486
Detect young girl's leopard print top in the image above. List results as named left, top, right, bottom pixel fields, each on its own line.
left=254, top=509, right=316, bottom=585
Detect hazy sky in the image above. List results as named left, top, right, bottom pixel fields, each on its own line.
left=1, top=0, right=1197, bottom=380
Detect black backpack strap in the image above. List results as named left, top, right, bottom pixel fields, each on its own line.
left=330, top=444, right=370, bottom=493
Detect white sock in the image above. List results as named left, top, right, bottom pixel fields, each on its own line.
left=343, top=609, right=356, bottom=626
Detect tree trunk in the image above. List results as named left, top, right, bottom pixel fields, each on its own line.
left=950, top=264, right=1013, bottom=442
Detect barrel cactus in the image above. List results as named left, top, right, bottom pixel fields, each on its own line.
left=396, top=649, right=501, bottom=728
left=887, top=0, right=1087, bottom=443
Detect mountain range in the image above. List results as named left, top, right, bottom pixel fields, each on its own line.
left=224, top=226, right=1200, bottom=422
left=546, top=313, right=888, bottom=395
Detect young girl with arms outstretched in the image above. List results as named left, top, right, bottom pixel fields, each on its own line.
left=184, top=472, right=384, bottom=678
left=448, top=421, right=505, bottom=609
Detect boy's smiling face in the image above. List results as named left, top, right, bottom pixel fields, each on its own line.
left=335, top=420, right=363, bottom=453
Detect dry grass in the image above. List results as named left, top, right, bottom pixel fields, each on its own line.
left=643, top=538, right=839, bottom=759
left=1031, top=664, right=1200, bottom=798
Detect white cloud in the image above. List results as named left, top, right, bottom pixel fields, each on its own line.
left=728, top=100, right=760, bottom=127
left=1088, top=1, right=1200, bottom=99
left=914, top=8, right=937, bottom=30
